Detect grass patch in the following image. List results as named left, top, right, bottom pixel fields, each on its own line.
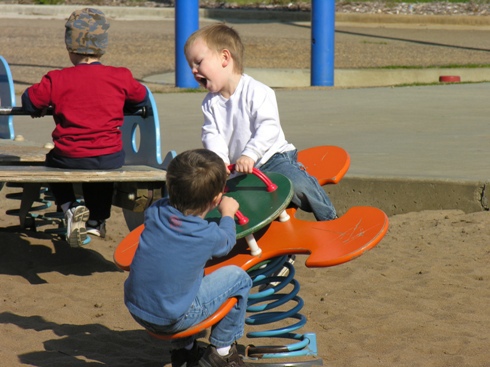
left=33, top=0, right=64, bottom=4
left=361, top=40, right=389, bottom=45
left=394, top=80, right=488, bottom=87
left=375, top=63, right=490, bottom=69
left=213, top=0, right=490, bottom=4
left=177, top=87, right=206, bottom=93
left=222, top=0, right=304, bottom=4
left=28, top=0, right=490, bottom=6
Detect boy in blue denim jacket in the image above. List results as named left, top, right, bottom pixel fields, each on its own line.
left=124, top=149, right=253, bottom=367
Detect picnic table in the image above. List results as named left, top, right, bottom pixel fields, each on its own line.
left=0, top=54, right=174, bottom=232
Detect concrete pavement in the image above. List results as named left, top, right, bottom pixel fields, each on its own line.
left=4, top=5, right=490, bottom=216
left=13, top=82, right=489, bottom=217
left=146, top=66, right=490, bottom=89
left=131, top=84, right=490, bottom=216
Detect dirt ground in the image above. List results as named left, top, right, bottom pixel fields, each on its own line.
left=2, top=15, right=490, bottom=94
left=1, top=188, right=489, bottom=367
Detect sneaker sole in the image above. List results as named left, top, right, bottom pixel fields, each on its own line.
left=86, top=223, right=106, bottom=238
left=86, top=228, right=101, bottom=237
left=66, top=206, right=90, bottom=247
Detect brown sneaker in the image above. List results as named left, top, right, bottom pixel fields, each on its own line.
left=198, top=344, right=251, bottom=367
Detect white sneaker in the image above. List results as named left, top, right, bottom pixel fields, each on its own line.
left=276, top=254, right=296, bottom=278
left=259, top=255, right=296, bottom=291
left=86, top=220, right=106, bottom=238
left=65, top=205, right=90, bottom=247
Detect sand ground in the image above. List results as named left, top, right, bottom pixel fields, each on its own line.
left=1, top=190, right=489, bottom=367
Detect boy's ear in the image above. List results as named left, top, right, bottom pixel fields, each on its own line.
left=212, top=192, right=223, bottom=207
left=221, top=49, right=232, bottom=68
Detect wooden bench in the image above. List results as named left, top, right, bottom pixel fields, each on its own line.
left=0, top=56, right=175, bottom=231
left=0, top=163, right=171, bottom=229
left=0, top=99, right=175, bottom=229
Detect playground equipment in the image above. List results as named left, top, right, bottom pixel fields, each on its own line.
left=0, top=55, right=15, bottom=139
left=0, top=56, right=175, bottom=239
left=114, top=146, right=389, bottom=365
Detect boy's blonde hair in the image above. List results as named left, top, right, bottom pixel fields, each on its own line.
left=166, top=149, right=227, bottom=216
left=184, top=23, right=244, bottom=74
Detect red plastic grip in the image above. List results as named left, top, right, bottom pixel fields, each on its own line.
left=235, top=210, right=249, bottom=225
left=227, top=164, right=277, bottom=192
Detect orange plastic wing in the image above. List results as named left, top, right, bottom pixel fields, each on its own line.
left=204, top=206, right=389, bottom=273
left=147, top=298, right=238, bottom=340
left=297, top=145, right=350, bottom=185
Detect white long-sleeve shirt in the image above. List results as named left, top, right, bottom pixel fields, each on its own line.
left=201, top=74, right=295, bottom=168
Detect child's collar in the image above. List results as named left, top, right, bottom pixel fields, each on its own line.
left=76, top=61, right=102, bottom=66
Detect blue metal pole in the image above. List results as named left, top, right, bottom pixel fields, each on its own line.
left=311, top=0, right=335, bottom=86
left=175, top=0, right=199, bottom=88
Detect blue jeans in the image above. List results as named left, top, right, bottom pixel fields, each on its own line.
left=260, top=149, right=336, bottom=221
left=132, top=265, right=252, bottom=348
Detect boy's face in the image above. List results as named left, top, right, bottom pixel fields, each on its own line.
left=186, top=38, right=228, bottom=94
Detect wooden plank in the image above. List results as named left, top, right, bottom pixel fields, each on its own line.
left=0, top=143, right=49, bottom=163
left=0, top=165, right=166, bottom=183
left=0, top=147, right=48, bottom=163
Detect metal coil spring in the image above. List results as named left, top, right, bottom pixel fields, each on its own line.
left=5, top=183, right=55, bottom=230
left=245, top=255, right=321, bottom=365
left=4, top=183, right=91, bottom=244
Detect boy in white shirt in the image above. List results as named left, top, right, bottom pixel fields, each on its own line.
left=184, top=23, right=336, bottom=221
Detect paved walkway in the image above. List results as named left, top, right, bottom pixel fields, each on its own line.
left=13, top=81, right=489, bottom=216
left=3, top=5, right=490, bottom=215
left=139, top=84, right=490, bottom=216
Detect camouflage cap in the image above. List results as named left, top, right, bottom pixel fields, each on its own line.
left=65, top=8, right=110, bottom=56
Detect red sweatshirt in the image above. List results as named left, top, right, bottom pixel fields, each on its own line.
left=26, top=63, right=147, bottom=158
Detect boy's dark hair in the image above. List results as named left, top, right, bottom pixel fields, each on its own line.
left=166, top=149, right=227, bottom=215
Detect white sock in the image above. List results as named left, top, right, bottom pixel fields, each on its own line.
left=217, top=345, right=231, bottom=356
left=184, top=341, right=194, bottom=350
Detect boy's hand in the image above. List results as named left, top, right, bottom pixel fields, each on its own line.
left=30, top=106, right=49, bottom=118
left=218, top=196, right=239, bottom=219
left=235, top=155, right=255, bottom=174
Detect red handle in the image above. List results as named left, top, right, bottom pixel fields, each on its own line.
left=227, top=164, right=277, bottom=192
left=235, top=210, right=249, bottom=225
